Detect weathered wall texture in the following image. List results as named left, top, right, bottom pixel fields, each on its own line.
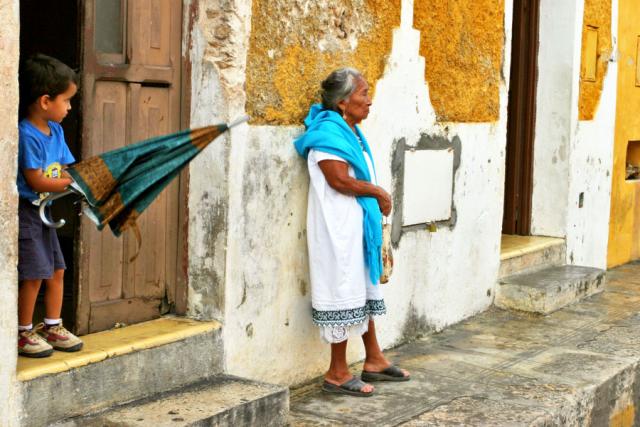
left=245, top=0, right=400, bottom=125
left=607, top=0, right=640, bottom=267
left=0, top=0, right=21, bottom=424
left=185, top=0, right=251, bottom=320
left=578, top=0, right=612, bottom=120
left=413, top=0, right=504, bottom=122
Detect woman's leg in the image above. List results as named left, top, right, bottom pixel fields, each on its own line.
left=43, top=269, right=64, bottom=320
left=18, top=279, right=43, bottom=327
left=362, top=318, right=409, bottom=377
left=325, top=339, right=374, bottom=393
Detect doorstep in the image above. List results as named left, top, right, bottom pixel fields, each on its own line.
left=499, top=234, right=565, bottom=278
left=18, top=316, right=223, bottom=427
left=17, top=316, right=220, bottom=381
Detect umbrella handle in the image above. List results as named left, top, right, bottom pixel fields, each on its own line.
left=39, top=189, right=75, bottom=229
left=227, top=115, right=250, bottom=129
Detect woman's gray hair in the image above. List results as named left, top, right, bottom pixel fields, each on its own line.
left=321, top=67, right=363, bottom=113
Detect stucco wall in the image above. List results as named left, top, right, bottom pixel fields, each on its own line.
left=183, top=0, right=513, bottom=386
left=567, top=0, right=617, bottom=269
left=530, top=0, right=583, bottom=238
left=0, top=0, right=21, bottom=424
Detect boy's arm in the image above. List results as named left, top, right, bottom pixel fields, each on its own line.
left=23, top=168, right=72, bottom=193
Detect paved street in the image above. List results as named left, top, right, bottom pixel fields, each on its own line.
left=290, top=262, right=640, bottom=426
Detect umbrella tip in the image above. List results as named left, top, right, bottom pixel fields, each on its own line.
left=228, top=115, right=250, bottom=129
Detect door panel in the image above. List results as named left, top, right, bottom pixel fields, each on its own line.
left=78, top=0, right=182, bottom=334
left=87, top=82, right=127, bottom=304
left=503, top=0, right=540, bottom=235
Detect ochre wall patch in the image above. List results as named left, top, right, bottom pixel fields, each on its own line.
left=414, top=0, right=505, bottom=122
left=578, top=0, right=612, bottom=121
left=245, top=0, right=400, bottom=125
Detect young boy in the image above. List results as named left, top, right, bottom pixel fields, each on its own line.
left=17, top=54, right=83, bottom=357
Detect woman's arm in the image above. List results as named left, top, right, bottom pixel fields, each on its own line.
left=23, top=168, right=72, bottom=193
left=318, top=160, right=392, bottom=216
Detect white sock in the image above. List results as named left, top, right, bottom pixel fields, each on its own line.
left=18, top=324, right=32, bottom=331
left=44, top=318, right=61, bottom=326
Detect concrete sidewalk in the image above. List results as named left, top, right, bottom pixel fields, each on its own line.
left=290, top=262, right=640, bottom=426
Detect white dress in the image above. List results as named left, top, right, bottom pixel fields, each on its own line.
left=306, top=148, right=385, bottom=344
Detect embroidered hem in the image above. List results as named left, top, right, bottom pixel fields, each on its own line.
left=312, top=299, right=386, bottom=326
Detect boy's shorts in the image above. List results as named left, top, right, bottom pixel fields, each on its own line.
left=18, top=198, right=66, bottom=281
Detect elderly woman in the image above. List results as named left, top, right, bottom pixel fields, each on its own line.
left=294, top=68, right=410, bottom=397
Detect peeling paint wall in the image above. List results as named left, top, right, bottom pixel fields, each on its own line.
left=0, top=0, right=22, bottom=424
left=413, top=0, right=504, bottom=122
left=183, top=0, right=513, bottom=385
left=245, top=0, right=400, bottom=125
left=185, top=0, right=251, bottom=320
left=578, top=0, right=612, bottom=120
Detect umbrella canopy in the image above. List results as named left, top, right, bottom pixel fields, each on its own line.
left=64, top=117, right=247, bottom=257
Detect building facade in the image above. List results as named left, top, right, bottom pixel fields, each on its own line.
left=0, top=0, right=632, bottom=423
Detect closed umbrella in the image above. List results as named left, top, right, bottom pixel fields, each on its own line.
left=40, top=116, right=248, bottom=258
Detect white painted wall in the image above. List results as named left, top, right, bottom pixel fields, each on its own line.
left=531, top=0, right=583, bottom=237
left=183, top=0, right=515, bottom=385
left=0, top=0, right=22, bottom=424
left=532, top=0, right=617, bottom=268
left=565, top=0, right=618, bottom=269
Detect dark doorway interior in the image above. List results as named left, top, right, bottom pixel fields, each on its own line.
left=20, top=0, right=82, bottom=328
left=502, top=0, right=540, bottom=235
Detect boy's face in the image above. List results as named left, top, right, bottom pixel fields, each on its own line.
left=40, top=82, right=77, bottom=123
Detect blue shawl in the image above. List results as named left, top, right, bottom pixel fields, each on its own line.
left=294, top=104, right=383, bottom=285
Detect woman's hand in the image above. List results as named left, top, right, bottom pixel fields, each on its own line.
left=375, top=188, right=392, bottom=216
left=318, top=160, right=391, bottom=216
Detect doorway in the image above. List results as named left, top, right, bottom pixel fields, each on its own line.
left=502, top=0, right=540, bottom=236
left=19, top=0, right=82, bottom=328
left=20, top=0, right=186, bottom=335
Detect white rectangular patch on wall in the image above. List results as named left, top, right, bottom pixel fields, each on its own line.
left=402, top=148, right=454, bottom=226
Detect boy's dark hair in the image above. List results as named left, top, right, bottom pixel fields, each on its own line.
left=19, top=53, right=79, bottom=119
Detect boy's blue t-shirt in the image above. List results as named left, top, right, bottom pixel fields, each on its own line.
left=17, top=119, right=75, bottom=203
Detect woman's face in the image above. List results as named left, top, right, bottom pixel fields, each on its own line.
left=339, top=78, right=372, bottom=125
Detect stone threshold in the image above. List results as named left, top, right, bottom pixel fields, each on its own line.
left=500, top=234, right=565, bottom=261
left=17, top=316, right=220, bottom=381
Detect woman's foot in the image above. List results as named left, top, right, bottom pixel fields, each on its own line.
left=325, top=371, right=374, bottom=394
left=363, top=355, right=410, bottom=379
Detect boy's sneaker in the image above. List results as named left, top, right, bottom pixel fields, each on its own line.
left=18, top=329, right=54, bottom=358
left=35, top=323, right=83, bottom=352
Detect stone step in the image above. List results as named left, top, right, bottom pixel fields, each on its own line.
left=54, top=375, right=289, bottom=427
left=495, top=265, right=605, bottom=314
left=19, top=318, right=224, bottom=427
left=499, top=236, right=565, bottom=278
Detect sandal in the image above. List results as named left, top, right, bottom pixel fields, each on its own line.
left=361, top=365, right=410, bottom=382
left=322, top=376, right=375, bottom=397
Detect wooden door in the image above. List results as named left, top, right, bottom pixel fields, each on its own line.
left=503, top=0, right=540, bottom=235
left=77, top=0, right=183, bottom=334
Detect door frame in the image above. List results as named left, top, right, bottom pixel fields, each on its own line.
left=503, top=0, right=540, bottom=236
left=75, top=0, right=188, bottom=334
